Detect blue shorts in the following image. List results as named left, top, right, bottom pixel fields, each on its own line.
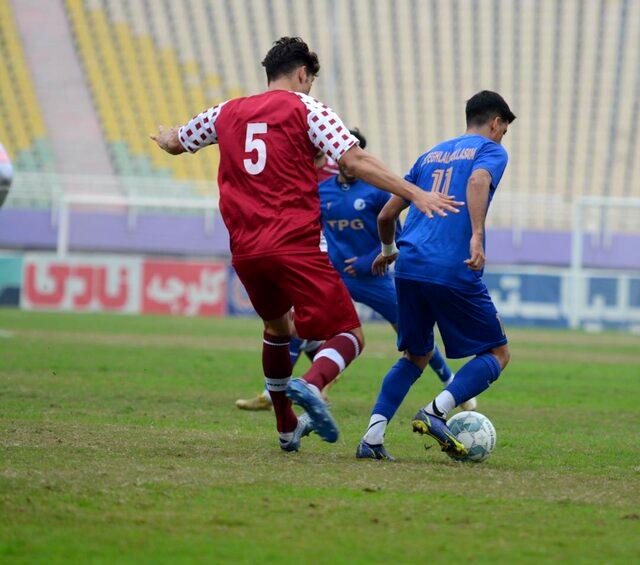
left=343, top=276, right=398, bottom=325
left=395, top=277, right=507, bottom=359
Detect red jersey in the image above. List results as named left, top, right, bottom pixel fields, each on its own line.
left=178, top=90, right=358, bottom=259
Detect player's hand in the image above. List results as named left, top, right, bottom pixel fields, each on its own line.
left=412, top=190, right=464, bottom=219
left=465, top=234, right=485, bottom=270
left=372, top=252, right=397, bottom=276
left=343, top=257, right=358, bottom=277
left=150, top=125, right=182, bottom=154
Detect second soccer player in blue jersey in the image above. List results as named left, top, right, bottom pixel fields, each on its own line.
left=315, top=129, right=455, bottom=394
left=357, top=91, right=516, bottom=461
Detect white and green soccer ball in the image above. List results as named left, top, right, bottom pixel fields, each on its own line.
left=446, top=411, right=497, bottom=462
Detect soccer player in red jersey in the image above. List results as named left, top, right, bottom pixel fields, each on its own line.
left=151, top=37, right=462, bottom=451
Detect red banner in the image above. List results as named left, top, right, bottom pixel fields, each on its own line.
left=22, top=255, right=141, bottom=312
left=142, top=260, right=227, bottom=316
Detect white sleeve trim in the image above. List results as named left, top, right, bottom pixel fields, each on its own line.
left=178, top=101, right=227, bottom=153
left=294, top=93, right=359, bottom=162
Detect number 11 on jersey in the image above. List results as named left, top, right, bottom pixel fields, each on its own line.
left=244, top=123, right=267, bottom=175
left=431, top=167, right=453, bottom=194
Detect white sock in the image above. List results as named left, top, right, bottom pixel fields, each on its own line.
left=363, top=414, right=388, bottom=445
left=425, top=390, right=456, bottom=419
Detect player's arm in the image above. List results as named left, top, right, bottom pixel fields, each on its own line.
left=299, top=94, right=462, bottom=219
left=464, top=168, right=492, bottom=271
left=149, top=126, right=185, bottom=155
left=339, top=146, right=462, bottom=219
left=150, top=103, right=225, bottom=155
left=343, top=192, right=400, bottom=277
left=372, top=196, right=410, bottom=275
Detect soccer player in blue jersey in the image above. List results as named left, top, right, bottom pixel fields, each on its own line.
left=236, top=129, right=458, bottom=410
left=357, top=91, right=515, bottom=461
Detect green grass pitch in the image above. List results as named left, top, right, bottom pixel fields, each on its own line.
left=1, top=310, right=639, bottom=563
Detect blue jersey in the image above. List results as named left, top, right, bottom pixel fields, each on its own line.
left=395, top=134, right=508, bottom=290
left=319, top=176, right=392, bottom=278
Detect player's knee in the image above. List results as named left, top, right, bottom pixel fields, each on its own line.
left=403, top=351, right=429, bottom=371
left=349, top=326, right=365, bottom=353
left=263, top=315, right=293, bottom=337
left=490, top=344, right=510, bottom=371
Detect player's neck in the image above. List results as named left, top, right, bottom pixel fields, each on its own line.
left=267, top=78, right=297, bottom=92
left=465, top=126, right=496, bottom=142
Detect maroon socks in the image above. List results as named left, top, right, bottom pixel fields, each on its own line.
left=263, top=332, right=297, bottom=433
left=303, top=332, right=363, bottom=391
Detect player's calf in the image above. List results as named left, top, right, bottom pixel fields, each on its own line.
left=359, top=355, right=426, bottom=452
left=262, top=332, right=298, bottom=440
left=287, top=328, right=363, bottom=443
left=302, top=329, right=364, bottom=391
left=423, top=347, right=506, bottom=422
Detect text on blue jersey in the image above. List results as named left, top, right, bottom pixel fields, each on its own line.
left=395, top=134, right=508, bottom=290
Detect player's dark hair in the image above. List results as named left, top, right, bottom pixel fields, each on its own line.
left=349, top=128, right=367, bottom=150
left=465, top=91, right=516, bottom=127
left=261, top=37, right=320, bottom=82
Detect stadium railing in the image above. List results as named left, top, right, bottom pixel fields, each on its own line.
left=569, top=196, right=640, bottom=329
left=55, top=191, right=218, bottom=257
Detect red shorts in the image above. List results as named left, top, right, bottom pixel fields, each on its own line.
left=232, top=251, right=360, bottom=340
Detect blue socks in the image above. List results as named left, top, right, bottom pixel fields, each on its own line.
left=446, top=353, right=501, bottom=405
left=289, top=336, right=303, bottom=367
left=371, top=358, right=424, bottom=421
left=428, top=344, right=453, bottom=384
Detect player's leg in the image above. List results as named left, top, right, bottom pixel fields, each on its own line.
left=413, top=283, right=508, bottom=457
left=427, top=342, right=478, bottom=412
left=236, top=309, right=324, bottom=410
left=289, top=336, right=324, bottom=367
left=425, top=343, right=509, bottom=420
left=262, top=313, right=313, bottom=451
left=281, top=252, right=364, bottom=443
left=357, top=278, right=433, bottom=460
left=232, top=258, right=311, bottom=450
left=347, top=276, right=456, bottom=387
left=428, top=345, right=453, bottom=385
left=236, top=320, right=324, bottom=412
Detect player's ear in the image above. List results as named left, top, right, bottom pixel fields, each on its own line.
left=296, top=66, right=306, bottom=85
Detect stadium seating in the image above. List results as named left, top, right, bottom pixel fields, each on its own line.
left=64, top=0, right=222, bottom=185
left=3, top=0, right=639, bottom=230
left=0, top=0, right=53, bottom=172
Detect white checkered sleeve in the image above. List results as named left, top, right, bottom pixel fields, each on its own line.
left=295, top=93, right=358, bottom=162
left=178, top=101, right=227, bottom=153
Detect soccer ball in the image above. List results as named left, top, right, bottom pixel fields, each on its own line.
left=446, top=411, right=497, bottom=462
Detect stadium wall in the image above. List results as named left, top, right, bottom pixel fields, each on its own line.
left=1, top=207, right=640, bottom=270
left=2, top=252, right=639, bottom=333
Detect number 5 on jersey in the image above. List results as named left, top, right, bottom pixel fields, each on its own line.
left=243, top=123, right=267, bottom=175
